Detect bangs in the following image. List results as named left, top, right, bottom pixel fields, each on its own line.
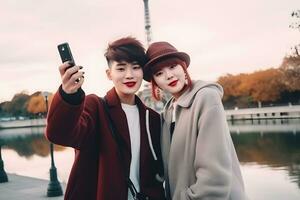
left=107, top=46, right=146, bottom=66
left=151, top=57, right=183, bottom=75
left=105, top=37, right=147, bottom=67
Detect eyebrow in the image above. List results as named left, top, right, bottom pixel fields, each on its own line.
left=116, top=62, right=127, bottom=66
left=116, top=61, right=139, bottom=66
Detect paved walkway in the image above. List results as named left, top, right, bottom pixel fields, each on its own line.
left=0, top=174, right=66, bottom=200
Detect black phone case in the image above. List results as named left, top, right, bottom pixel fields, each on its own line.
left=57, top=43, right=75, bottom=65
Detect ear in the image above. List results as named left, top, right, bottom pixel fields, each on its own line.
left=106, top=68, right=112, bottom=80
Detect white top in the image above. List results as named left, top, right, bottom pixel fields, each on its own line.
left=121, top=103, right=141, bottom=200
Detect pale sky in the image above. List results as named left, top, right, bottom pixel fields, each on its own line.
left=1, top=0, right=299, bottom=102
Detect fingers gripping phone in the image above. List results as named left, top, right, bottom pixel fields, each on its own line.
left=58, top=42, right=81, bottom=83
left=57, top=42, right=76, bottom=66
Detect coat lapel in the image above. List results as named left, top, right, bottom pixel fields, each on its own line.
left=104, top=88, right=152, bottom=186
left=104, top=88, right=131, bottom=153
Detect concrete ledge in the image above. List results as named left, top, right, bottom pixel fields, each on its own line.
left=0, top=174, right=66, bottom=200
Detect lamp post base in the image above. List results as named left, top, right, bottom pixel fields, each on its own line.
left=0, top=160, right=8, bottom=183
left=47, top=167, right=63, bottom=197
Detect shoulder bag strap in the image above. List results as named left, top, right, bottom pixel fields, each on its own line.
left=100, top=97, right=140, bottom=199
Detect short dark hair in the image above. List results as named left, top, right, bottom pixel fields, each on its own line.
left=104, top=37, right=147, bottom=67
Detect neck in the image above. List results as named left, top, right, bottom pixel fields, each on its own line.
left=116, top=91, right=135, bottom=105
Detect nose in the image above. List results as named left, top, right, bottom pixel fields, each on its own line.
left=125, top=68, right=134, bottom=79
left=165, top=69, right=173, bottom=80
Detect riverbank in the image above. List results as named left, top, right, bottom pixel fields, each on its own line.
left=0, top=118, right=45, bottom=129
left=226, top=105, right=300, bottom=120
left=0, top=173, right=65, bottom=200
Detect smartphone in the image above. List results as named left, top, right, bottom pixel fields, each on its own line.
left=57, top=42, right=76, bottom=66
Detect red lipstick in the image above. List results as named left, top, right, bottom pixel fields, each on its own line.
left=124, top=82, right=136, bottom=87
left=168, top=80, right=178, bottom=87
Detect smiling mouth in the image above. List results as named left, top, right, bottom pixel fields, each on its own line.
left=124, top=82, right=136, bottom=87
left=168, top=80, right=178, bottom=87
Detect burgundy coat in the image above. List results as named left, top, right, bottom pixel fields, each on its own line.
left=45, top=88, right=165, bottom=200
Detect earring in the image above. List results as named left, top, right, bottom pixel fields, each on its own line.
left=185, top=73, right=188, bottom=84
left=156, top=88, right=161, bottom=99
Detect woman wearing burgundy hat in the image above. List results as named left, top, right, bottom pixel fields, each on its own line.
left=143, top=42, right=248, bottom=200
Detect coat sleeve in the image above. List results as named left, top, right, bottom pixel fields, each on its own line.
left=183, top=92, right=233, bottom=199
left=45, top=91, right=99, bottom=150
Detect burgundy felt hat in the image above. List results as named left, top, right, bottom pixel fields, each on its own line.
left=143, top=42, right=190, bottom=82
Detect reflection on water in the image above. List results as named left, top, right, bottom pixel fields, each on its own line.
left=0, top=119, right=300, bottom=199
left=232, top=131, right=300, bottom=188
left=229, top=119, right=300, bottom=199
left=0, top=127, right=72, bottom=183
left=0, top=130, right=66, bottom=157
left=228, top=118, right=300, bottom=134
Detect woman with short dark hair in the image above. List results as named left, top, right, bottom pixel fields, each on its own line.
left=45, top=37, right=165, bottom=200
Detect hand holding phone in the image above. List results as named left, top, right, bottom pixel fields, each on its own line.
left=57, top=42, right=84, bottom=94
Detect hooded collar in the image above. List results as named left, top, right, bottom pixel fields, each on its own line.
left=164, top=80, right=224, bottom=111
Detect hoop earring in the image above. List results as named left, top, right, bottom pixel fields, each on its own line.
left=156, top=88, right=161, bottom=100
left=185, top=73, right=188, bottom=85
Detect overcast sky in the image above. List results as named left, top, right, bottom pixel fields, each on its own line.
left=1, top=0, right=299, bottom=102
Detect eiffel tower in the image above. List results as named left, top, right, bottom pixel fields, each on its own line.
left=138, top=0, right=171, bottom=111
left=143, top=0, right=152, bottom=47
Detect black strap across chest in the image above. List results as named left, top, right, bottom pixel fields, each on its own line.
left=100, top=97, right=149, bottom=200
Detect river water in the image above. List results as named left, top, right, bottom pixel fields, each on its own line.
left=1, top=119, right=300, bottom=200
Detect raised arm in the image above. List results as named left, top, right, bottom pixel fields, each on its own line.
left=45, top=62, right=99, bottom=150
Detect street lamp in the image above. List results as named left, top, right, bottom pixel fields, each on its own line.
left=0, top=141, right=8, bottom=183
left=42, top=92, right=63, bottom=197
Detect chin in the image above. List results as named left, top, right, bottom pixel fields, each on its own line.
left=124, top=88, right=139, bottom=95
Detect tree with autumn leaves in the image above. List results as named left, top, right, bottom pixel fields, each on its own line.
left=218, top=55, right=300, bottom=108
left=0, top=91, right=53, bottom=118
left=0, top=92, right=30, bottom=117
left=27, top=92, right=53, bottom=114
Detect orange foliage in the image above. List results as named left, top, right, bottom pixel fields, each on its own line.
left=27, top=93, right=53, bottom=114
left=239, top=69, right=285, bottom=102
left=218, top=74, right=237, bottom=101
left=218, top=68, right=286, bottom=103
